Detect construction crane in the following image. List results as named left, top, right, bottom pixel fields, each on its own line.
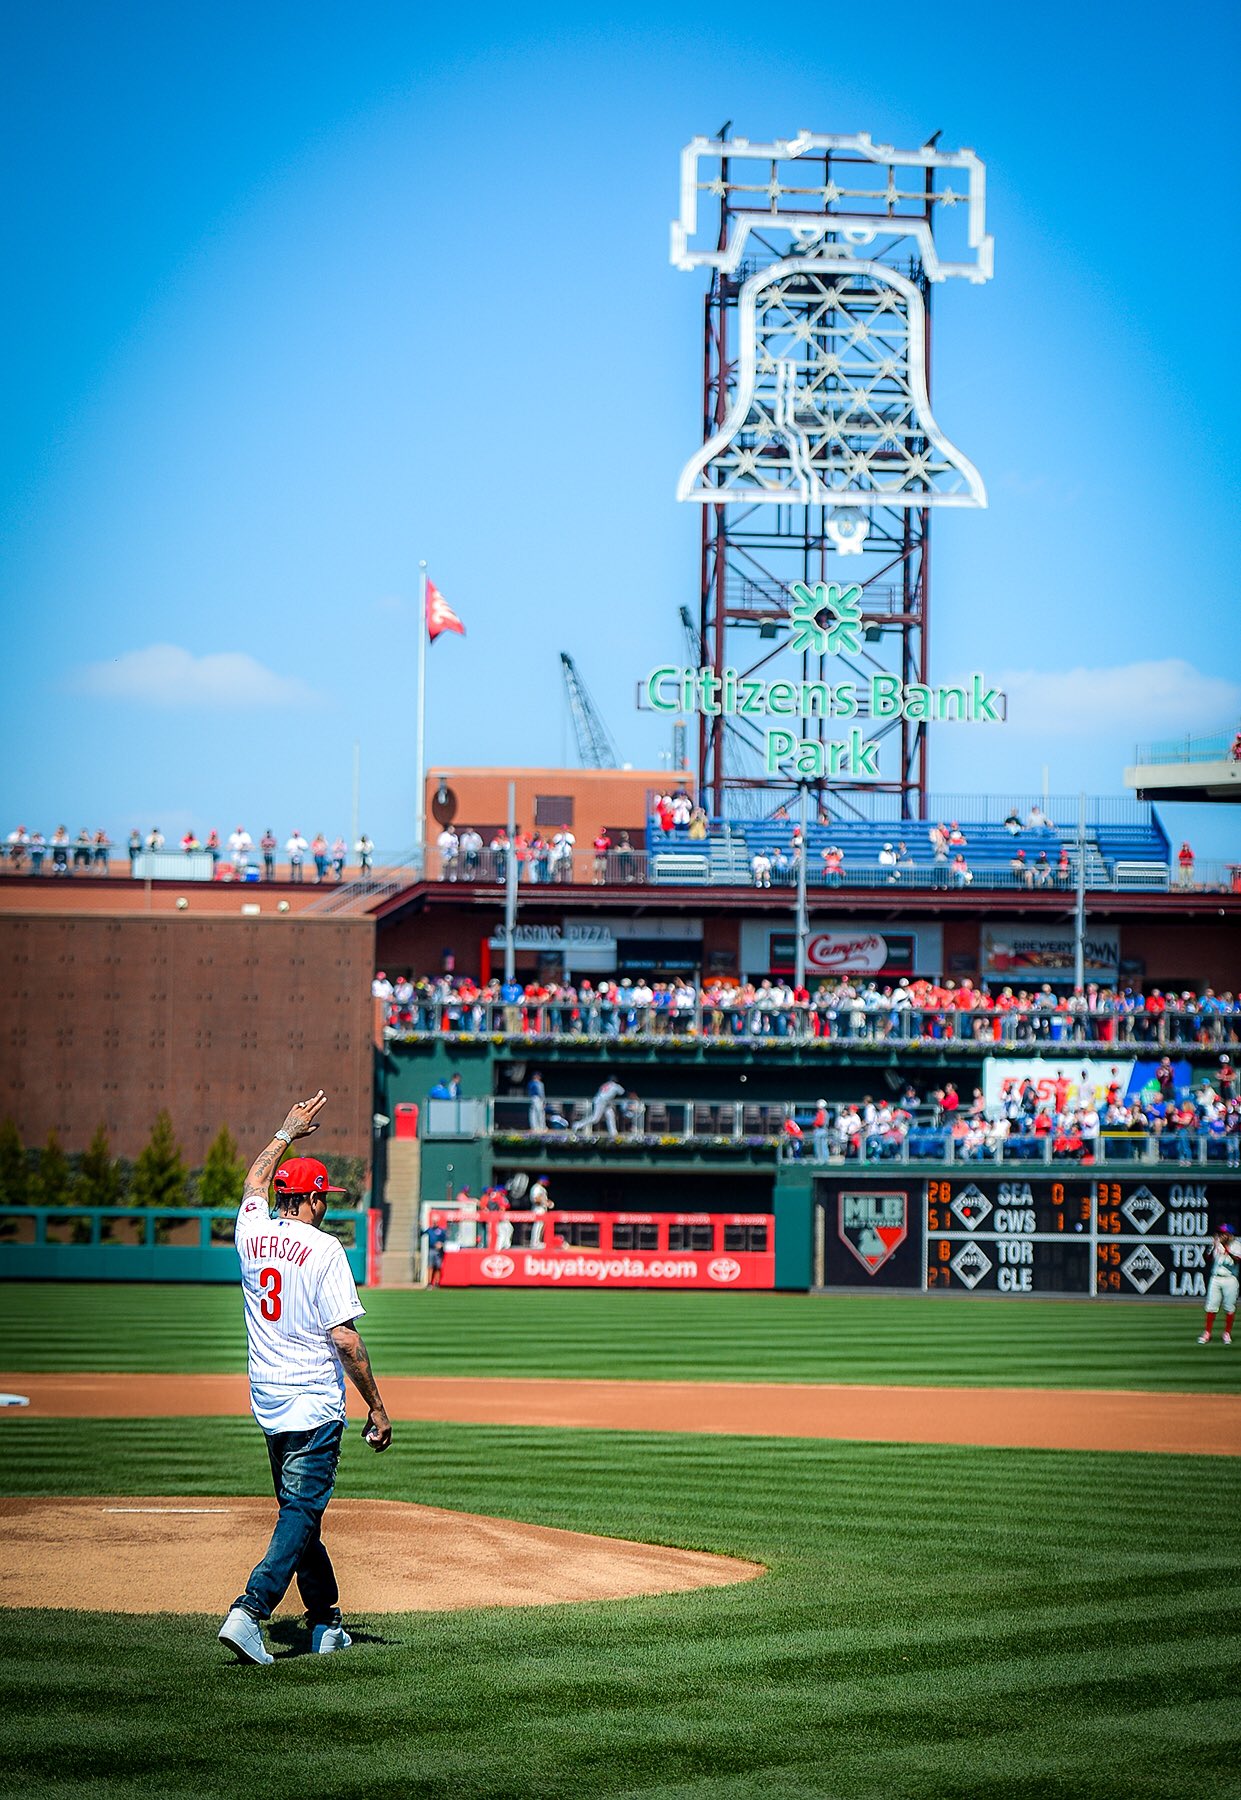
left=559, top=652, right=620, bottom=769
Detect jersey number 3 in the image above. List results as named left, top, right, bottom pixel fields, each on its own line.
left=258, top=1266, right=283, bottom=1320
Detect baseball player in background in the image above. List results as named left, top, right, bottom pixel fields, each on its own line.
left=218, top=1091, right=391, bottom=1666
left=1198, top=1223, right=1239, bottom=1345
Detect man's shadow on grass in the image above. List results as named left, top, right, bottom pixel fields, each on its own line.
left=266, top=1618, right=403, bottom=1658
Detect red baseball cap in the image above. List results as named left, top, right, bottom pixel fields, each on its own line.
left=274, top=1157, right=347, bottom=1196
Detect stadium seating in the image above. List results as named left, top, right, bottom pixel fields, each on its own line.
left=645, top=806, right=1172, bottom=888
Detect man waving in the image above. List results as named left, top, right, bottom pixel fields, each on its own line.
left=219, top=1090, right=391, bottom=1666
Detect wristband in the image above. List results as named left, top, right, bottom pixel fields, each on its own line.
left=274, top=1129, right=293, bottom=1146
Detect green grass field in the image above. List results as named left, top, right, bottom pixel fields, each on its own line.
left=1, top=1288, right=1237, bottom=1798
left=0, top=1416, right=1238, bottom=1799
left=1, top=1283, right=1236, bottom=1392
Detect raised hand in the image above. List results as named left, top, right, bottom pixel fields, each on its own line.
left=280, top=1091, right=328, bottom=1140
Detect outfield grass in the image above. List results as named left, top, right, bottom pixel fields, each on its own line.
left=0, top=1415, right=1237, bottom=1799
left=2, top=1284, right=1237, bottom=1392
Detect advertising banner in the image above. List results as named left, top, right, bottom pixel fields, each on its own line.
left=769, top=928, right=917, bottom=978
left=981, top=924, right=1120, bottom=980
left=365, top=1209, right=384, bottom=1287
left=428, top=1208, right=775, bottom=1290
left=982, top=1057, right=1193, bottom=1113
left=438, top=1247, right=774, bottom=1289
left=744, top=921, right=940, bottom=979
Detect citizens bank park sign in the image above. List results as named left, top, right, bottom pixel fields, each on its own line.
left=644, top=581, right=1005, bottom=777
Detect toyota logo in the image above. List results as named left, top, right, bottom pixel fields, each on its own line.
left=707, top=1257, right=742, bottom=1284
left=479, top=1254, right=515, bottom=1281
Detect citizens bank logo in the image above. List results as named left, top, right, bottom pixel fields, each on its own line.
left=707, top=1257, right=743, bottom=1284
left=479, top=1254, right=515, bottom=1281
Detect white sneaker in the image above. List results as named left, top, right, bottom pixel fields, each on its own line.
left=218, top=1606, right=273, bottom=1665
left=1198, top=1333, right=1212, bottom=1344
left=311, top=1622, right=352, bottom=1654
left=1225, top=1333, right=1233, bottom=1346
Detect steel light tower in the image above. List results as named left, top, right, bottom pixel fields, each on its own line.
left=672, top=129, right=993, bottom=820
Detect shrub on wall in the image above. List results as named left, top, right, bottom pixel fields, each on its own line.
left=6, top=1121, right=366, bottom=1209
left=0, top=1119, right=27, bottom=1206
left=197, top=1126, right=246, bottom=1208
left=129, top=1111, right=189, bottom=1209
left=30, top=1131, right=72, bottom=1208
left=78, top=1123, right=123, bottom=1208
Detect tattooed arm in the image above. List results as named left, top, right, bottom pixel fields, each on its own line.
left=329, top=1322, right=392, bottom=1450
left=243, top=1090, right=328, bottom=1199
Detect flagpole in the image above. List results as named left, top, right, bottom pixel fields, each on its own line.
left=416, top=560, right=428, bottom=879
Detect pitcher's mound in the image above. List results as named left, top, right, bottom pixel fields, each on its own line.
left=0, top=1497, right=761, bottom=1615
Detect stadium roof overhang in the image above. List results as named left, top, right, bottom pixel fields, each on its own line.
left=1125, top=759, right=1241, bottom=804
left=371, top=880, right=1241, bottom=927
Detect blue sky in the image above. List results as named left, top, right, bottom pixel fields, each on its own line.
left=3, top=0, right=1239, bottom=859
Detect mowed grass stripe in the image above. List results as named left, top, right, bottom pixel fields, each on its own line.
left=0, top=1418, right=1236, bottom=1799
left=2, top=1285, right=1237, bottom=1393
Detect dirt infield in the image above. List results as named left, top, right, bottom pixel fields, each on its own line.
left=0, top=1494, right=761, bottom=1614
left=2, top=1372, right=1237, bottom=1454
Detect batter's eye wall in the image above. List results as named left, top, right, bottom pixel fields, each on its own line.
left=0, top=916, right=375, bottom=1166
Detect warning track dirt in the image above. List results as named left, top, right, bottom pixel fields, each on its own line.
left=1, top=1373, right=1236, bottom=1455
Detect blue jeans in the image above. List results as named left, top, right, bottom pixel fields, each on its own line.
left=235, top=1418, right=344, bottom=1622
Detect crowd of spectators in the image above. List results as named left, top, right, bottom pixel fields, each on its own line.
left=779, top=1064, right=1241, bottom=1166
left=6, top=797, right=1220, bottom=896
left=427, top=1055, right=1241, bottom=1167
left=434, top=826, right=642, bottom=885
left=747, top=807, right=1071, bottom=889
left=651, top=791, right=711, bottom=838
left=4, top=824, right=377, bottom=882
left=375, top=972, right=1241, bottom=1047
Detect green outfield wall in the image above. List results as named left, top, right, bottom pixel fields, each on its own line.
left=0, top=1208, right=369, bottom=1284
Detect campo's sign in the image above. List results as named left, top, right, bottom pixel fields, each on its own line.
left=645, top=581, right=1005, bottom=777
left=768, top=929, right=917, bottom=977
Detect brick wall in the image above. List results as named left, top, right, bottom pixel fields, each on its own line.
left=1, top=914, right=375, bottom=1164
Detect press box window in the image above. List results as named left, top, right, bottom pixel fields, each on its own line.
left=612, top=1222, right=659, bottom=1251
left=534, top=795, right=574, bottom=828
left=668, top=1223, right=714, bottom=1252
left=556, top=1220, right=601, bottom=1249
left=724, top=1224, right=768, bottom=1253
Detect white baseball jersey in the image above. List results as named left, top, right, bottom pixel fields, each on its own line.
left=235, top=1193, right=364, bottom=1432
left=1207, top=1237, right=1240, bottom=1310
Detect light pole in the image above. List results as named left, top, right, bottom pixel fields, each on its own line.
left=415, top=560, right=428, bottom=878
left=504, top=779, right=518, bottom=984
left=1073, top=791, right=1087, bottom=993
left=794, top=778, right=810, bottom=993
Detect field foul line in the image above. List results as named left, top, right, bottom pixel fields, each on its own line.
left=101, top=1508, right=234, bottom=1514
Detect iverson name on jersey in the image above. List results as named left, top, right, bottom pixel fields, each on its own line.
left=239, top=1228, right=314, bottom=1267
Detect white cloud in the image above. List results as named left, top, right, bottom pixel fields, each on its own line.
left=73, top=644, right=317, bottom=709
left=995, top=659, right=1240, bottom=737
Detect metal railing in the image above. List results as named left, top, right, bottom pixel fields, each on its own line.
left=777, top=1126, right=1241, bottom=1168
left=418, top=1097, right=1240, bottom=1169
left=363, top=842, right=1219, bottom=894
left=1133, top=734, right=1240, bottom=766
left=373, top=844, right=1239, bottom=894
left=9, top=837, right=1234, bottom=896
left=386, top=1000, right=1241, bottom=1049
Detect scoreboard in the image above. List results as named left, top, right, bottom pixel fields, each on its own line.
left=815, top=1174, right=1237, bottom=1298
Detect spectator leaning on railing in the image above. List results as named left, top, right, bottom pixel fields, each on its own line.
left=5, top=819, right=370, bottom=882
left=378, top=972, right=1241, bottom=1050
